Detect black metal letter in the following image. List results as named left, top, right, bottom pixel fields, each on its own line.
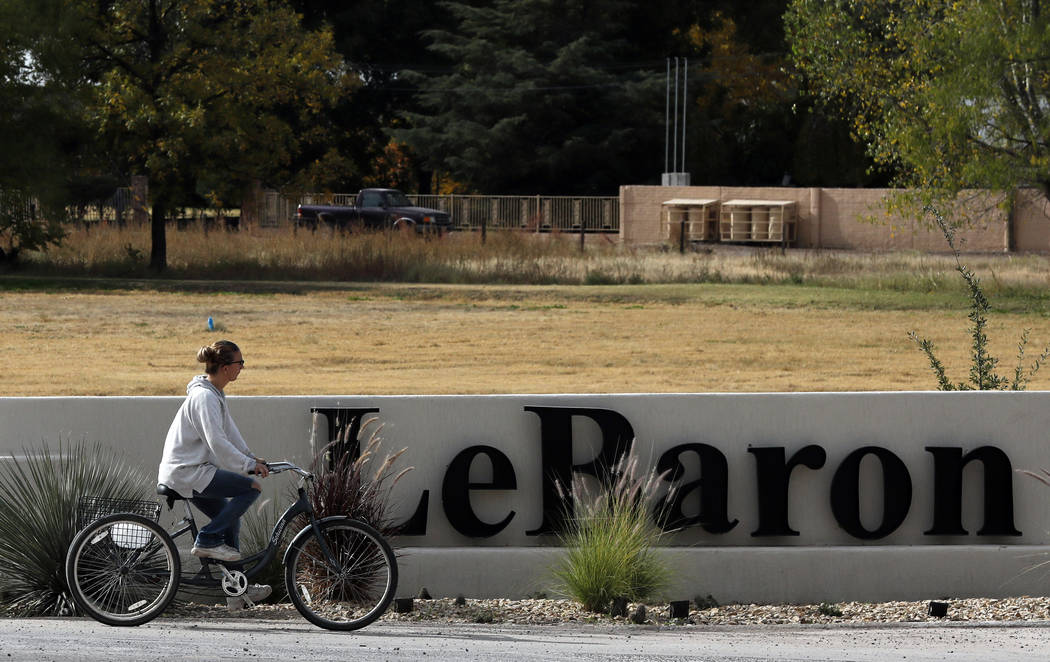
left=924, top=446, right=1021, bottom=536
left=392, top=491, right=430, bottom=536
left=310, top=406, right=429, bottom=535
left=830, top=446, right=912, bottom=539
left=749, top=445, right=827, bottom=536
left=442, top=445, right=517, bottom=537
left=656, top=443, right=738, bottom=533
left=310, top=407, right=380, bottom=462
left=523, top=406, right=634, bottom=536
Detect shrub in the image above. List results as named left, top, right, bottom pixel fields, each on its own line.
left=552, top=449, right=671, bottom=613
left=0, top=440, right=152, bottom=615
left=910, top=207, right=1050, bottom=390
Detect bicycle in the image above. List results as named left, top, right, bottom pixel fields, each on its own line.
left=64, top=461, right=398, bottom=630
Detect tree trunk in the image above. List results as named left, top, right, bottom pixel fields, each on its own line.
left=149, top=200, right=167, bottom=272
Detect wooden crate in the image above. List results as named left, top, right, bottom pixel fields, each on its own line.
left=720, top=200, right=797, bottom=246
left=661, top=199, right=719, bottom=242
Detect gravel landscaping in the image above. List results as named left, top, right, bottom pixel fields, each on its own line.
left=164, top=596, right=1050, bottom=626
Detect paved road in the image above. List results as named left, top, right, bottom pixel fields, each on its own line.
left=2, top=617, right=1049, bottom=661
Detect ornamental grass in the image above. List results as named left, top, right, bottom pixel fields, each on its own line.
left=553, top=449, right=671, bottom=613
left=307, top=416, right=412, bottom=538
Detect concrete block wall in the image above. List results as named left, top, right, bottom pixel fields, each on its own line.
left=621, top=185, right=1040, bottom=253
left=621, top=185, right=812, bottom=246
left=1013, top=189, right=1050, bottom=252
left=815, top=188, right=902, bottom=250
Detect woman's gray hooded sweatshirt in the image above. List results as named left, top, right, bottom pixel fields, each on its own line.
left=157, top=375, right=257, bottom=498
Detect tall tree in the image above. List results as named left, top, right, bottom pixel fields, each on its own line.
left=0, top=1, right=93, bottom=264
left=292, top=0, right=454, bottom=192
left=392, top=0, right=666, bottom=195
left=786, top=0, right=1050, bottom=211
left=683, top=11, right=796, bottom=185
left=65, top=0, right=352, bottom=270
left=676, top=5, right=885, bottom=188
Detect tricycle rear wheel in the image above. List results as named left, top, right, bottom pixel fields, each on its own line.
left=65, top=513, right=180, bottom=626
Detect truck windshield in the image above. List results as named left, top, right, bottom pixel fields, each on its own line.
left=386, top=192, right=413, bottom=207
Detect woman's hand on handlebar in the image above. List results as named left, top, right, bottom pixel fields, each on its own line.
left=248, top=460, right=312, bottom=479
left=252, top=460, right=270, bottom=478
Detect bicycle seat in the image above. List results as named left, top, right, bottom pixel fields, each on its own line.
left=157, top=484, right=185, bottom=510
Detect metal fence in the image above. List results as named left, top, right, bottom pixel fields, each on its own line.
left=71, top=187, right=135, bottom=224
left=413, top=194, right=619, bottom=233
left=0, top=188, right=137, bottom=224
left=262, top=191, right=295, bottom=228
left=0, top=190, right=34, bottom=220
left=260, top=191, right=620, bottom=233
left=4, top=187, right=621, bottom=234
left=260, top=192, right=352, bottom=228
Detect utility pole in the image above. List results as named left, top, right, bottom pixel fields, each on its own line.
left=661, top=57, right=690, bottom=186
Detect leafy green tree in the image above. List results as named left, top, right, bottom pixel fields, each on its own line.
left=292, top=0, right=454, bottom=192
left=0, top=1, right=91, bottom=265
left=393, top=0, right=665, bottom=195
left=62, top=0, right=352, bottom=271
left=786, top=0, right=1050, bottom=209
left=298, top=0, right=866, bottom=194
left=681, top=6, right=889, bottom=188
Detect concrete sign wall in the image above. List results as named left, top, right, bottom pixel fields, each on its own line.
left=2, top=392, right=1049, bottom=603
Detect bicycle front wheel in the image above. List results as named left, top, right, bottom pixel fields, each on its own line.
left=285, top=518, right=398, bottom=631
left=65, top=513, right=180, bottom=626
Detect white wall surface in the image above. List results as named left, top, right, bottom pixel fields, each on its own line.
left=2, top=392, right=1049, bottom=602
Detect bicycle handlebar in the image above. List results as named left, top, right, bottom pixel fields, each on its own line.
left=259, top=461, right=313, bottom=479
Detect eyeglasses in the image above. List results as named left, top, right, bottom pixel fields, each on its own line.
left=226, top=360, right=245, bottom=366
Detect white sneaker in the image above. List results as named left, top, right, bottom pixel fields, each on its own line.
left=191, top=543, right=242, bottom=562
left=227, top=584, right=272, bottom=610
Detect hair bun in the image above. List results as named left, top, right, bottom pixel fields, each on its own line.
left=197, top=346, right=217, bottom=364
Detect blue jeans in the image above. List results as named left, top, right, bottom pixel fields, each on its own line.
left=192, top=469, right=259, bottom=549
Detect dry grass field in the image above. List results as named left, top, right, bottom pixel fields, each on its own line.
left=3, top=278, right=1050, bottom=396
left=5, top=223, right=1050, bottom=395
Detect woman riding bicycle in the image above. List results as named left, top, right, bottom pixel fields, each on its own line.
left=157, top=339, right=271, bottom=607
left=69, top=338, right=398, bottom=627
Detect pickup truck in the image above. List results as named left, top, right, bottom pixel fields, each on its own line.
left=295, top=188, right=452, bottom=233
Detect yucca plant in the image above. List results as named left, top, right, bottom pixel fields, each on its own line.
left=552, top=449, right=672, bottom=613
left=308, top=417, right=412, bottom=538
left=0, top=440, right=152, bottom=615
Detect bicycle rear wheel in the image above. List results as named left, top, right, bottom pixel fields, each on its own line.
left=285, top=518, right=397, bottom=630
left=65, top=513, right=180, bottom=626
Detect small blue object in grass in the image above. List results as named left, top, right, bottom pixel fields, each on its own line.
left=207, top=316, right=214, bottom=331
